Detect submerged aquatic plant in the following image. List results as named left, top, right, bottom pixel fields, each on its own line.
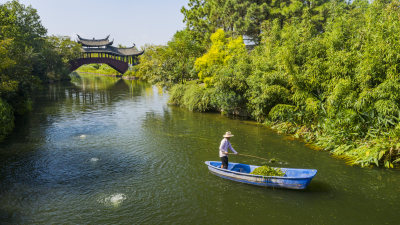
left=250, top=165, right=285, bottom=177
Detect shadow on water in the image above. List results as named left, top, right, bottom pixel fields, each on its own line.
left=304, top=180, right=332, bottom=193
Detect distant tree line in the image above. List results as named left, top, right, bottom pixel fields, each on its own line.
left=0, top=0, right=81, bottom=141
left=134, top=0, right=400, bottom=167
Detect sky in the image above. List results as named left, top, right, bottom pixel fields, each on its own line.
left=10, top=0, right=188, bottom=49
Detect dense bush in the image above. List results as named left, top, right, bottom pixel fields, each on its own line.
left=169, top=81, right=215, bottom=112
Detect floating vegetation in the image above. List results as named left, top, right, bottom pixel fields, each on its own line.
left=261, top=158, right=288, bottom=165
left=268, top=158, right=278, bottom=163
left=250, top=166, right=285, bottom=177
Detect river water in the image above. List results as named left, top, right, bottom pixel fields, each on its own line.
left=0, top=74, right=399, bottom=224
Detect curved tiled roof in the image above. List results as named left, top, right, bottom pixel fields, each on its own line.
left=81, top=45, right=144, bottom=56
left=77, top=34, right=110, bottom=41
left=77, top=35, right=113, bottom=47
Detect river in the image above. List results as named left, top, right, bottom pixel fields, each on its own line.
left=0, top=73, right=399, bottom=224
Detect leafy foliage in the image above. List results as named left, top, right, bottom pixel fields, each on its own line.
left=194, top=29, right=246, bottom=86
left=181, top=0, right=329, bottom=44
left=0, top=1, right=80, bottom=140
left=135, top=29, right=204, bottom=87
left=169, top=81, right=215, bottom=112
left=250, top=165, right=285, bottom=177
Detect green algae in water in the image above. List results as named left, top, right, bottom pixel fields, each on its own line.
left=250, top=165, right=285, bottom=177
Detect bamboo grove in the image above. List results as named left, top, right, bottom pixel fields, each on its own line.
left=133, top=0, right=400, bottom=167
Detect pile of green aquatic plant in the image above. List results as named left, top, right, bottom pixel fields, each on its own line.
left=250, top=166, right=285, bottom=177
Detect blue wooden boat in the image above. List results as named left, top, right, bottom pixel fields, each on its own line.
left=205, top=161, right=317, bottom=189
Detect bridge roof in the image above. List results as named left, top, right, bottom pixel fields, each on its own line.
left=81, top=45, right=144, bottom=56
left=77, top=35, right=113, bottom=47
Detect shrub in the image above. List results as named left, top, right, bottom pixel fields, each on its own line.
left=269, top=104, right=296, bottom=122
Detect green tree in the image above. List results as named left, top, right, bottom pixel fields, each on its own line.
left=194, top=29, right=246, bottom=86
left=0, top=1, right=81, bottom=140
left=163, top=29, right=204, bottom=84
left=136, top=29, right=204, bottom=87
left=181, top=0, right=330, bottom=44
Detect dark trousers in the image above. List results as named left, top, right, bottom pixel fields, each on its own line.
left=220, top=156, right=228, bottom=169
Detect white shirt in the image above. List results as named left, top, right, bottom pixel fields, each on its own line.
left=219, top=138, right=237, bottom=157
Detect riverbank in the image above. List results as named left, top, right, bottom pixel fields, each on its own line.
left=133, top=0, right=400, bottom=168
left=76, top=64, right=138, bottom=78
left=74, top=71, right=139, bottom=80
left=77, top=71, right=122, bottom=78
left=168, top=80, right=400, bottom=168
left=167, top=95, right=398, bottom=168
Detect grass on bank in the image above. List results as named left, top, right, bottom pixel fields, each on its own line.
left=76, top=64, right=139, bottom=78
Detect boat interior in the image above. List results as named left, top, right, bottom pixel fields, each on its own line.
left=209, top=162, right=255, bottom=173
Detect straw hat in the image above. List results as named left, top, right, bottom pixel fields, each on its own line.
left=223, top=131, right=234, bottom=138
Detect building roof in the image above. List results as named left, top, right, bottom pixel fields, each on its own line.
left=77, top=35, right=113, bottom=47
left=81, top=45, right=144, bottom=56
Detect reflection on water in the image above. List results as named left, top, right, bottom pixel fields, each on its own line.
left=0, top=73, right=399, bottom=224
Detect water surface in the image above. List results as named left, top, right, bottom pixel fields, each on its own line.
left=0, top=74, right=399, bottom=224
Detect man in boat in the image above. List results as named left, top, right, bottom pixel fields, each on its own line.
left=219, top=131, right=238, bottom=169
